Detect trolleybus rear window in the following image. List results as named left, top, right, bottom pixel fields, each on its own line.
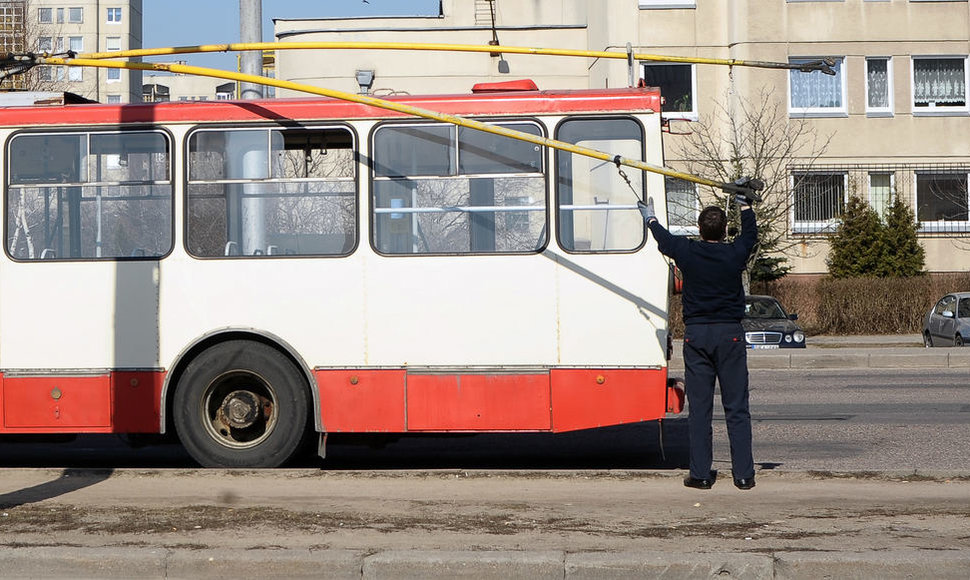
left=556, top=117, right=645, bottom=252
left=186, top=126, right=356, bottom=258
left=6, top=130, right=173, bottom=260
left=371, top=121, right=546, bottom=255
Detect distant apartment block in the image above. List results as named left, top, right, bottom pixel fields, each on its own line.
left=0, top=0, right=142, bottom=102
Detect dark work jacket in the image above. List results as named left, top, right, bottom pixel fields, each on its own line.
left=647, top=208, right=757, bottom=325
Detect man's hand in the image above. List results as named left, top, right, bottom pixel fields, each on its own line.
left=637, top=198, right=656, bottom=222
left=734, top=193, right=751, bottom=207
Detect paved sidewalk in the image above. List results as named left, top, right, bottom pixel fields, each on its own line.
left=669, top=334, right=970, bottom=370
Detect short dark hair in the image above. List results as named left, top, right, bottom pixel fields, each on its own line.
left=698, top=206, right=727, bottom=241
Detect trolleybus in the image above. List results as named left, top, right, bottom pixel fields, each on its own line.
left=0, top=81, right=680, bottom=467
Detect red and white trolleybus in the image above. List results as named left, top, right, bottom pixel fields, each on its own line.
left=0, top=81, right=680, bottom=467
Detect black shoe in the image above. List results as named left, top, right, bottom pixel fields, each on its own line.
left=734, top=476, right=756, bottom=490
left=684, top=472, right=716, bottom=490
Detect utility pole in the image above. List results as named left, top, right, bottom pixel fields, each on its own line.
left=239, top=0, right=263, bottom=100
left=235, top=0, right=265, bottom=254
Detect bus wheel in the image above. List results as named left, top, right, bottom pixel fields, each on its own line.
left=173, top=340, right=311, bottom=468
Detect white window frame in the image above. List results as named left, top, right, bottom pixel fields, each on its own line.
left=791, top=172, right=848, bottom=234
left=68, top=66, right=82, bottom=82
left=789, top=57, right=847, bottom=118
left=664, top=177, right=699, bottom=236
left=68, top=36, right=83, bottom=53
left=911, top=55, right=969, bottom=116
left=56, top=8, right=64, bottom=23
left=37, top=37, right=53, bottom=53
left=915, top=171, right=970, bottom=233
left=865, top=57, right=894, bottom=117
left=68, top=7, right=83, bottom=23
left=106, top=36, right=122, bottom=81
left=641, top=63, right=697, bottom=121
left=638, top=0, right=695, bottom=8
left=38, top=7, right=52, bottom=23
left=106, top=7, right=121, bottom=23
left=106, top=94, right=122, bottom=104
left=867, top=172, right=895, bottom=221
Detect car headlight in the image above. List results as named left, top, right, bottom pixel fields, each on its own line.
left=793, top=331, right=805, bottom=343
left=784, top=334, right=793, bottom=343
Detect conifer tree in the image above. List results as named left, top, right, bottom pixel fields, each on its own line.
left=827, top=196, right=884, bottom=278
left=877, top=197, right=924, bottom=277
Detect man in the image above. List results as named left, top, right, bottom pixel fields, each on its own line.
left=638, top=195, right=757, bottom=490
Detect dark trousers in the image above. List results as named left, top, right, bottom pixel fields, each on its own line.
left=682, top=322, right=754, bottom=481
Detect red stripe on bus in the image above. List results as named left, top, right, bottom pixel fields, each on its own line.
left=0, top=371, right=165, bottom=434
left=315, top=368, right=667, bottom=433
left=0, top=88, right=660, bottom=127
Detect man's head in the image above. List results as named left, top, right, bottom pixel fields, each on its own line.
left=698, top=206, right=727, bottom=242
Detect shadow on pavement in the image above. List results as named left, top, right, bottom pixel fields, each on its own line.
left=0, top=468, right=113, bottom=509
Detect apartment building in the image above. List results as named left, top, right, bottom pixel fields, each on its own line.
left=3, top=0, right=143, bottom=102
left=273, top=0, right=970, bottom=274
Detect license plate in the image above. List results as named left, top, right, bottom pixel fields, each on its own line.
left=748, top=344, right=779, bottom=350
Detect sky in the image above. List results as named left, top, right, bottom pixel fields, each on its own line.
left=143, top=0, right=442, bottom=71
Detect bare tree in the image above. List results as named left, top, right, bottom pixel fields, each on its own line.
left=0, top=0, right=80, bottom=94
left=671, top=87, right=833, bottom=281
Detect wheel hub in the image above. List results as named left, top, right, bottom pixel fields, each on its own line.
left=219, top=390, right=263, bottom=429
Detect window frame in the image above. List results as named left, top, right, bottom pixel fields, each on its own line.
left=914, top=171, right=970, bottom=232
left=638, top=0, right=696, bottom=8
left=788, top=56, right=848, bottom=118
left=911, top=55, right=969, bottom=116
left=184, top=123, right=360, bottom=260
left=790, top=172, right=848, bottom=234
left=369, top=118, right=549, bottom=257
left=38, top=7, right=52, bottom=23
left=865, top=57, right=894, bottom=117
left=641, top=62, right=698, bottom=121
left=67, top=7, right=83, bottom=23
left=106, top=7, right=122, bottom=23
left=554, top=115, right=647, bottom=254
left=5, top=128, right=175, bottom=262
left=664, top=177, right=699, bottom=236
left=867, top=171, right=895, bottom=222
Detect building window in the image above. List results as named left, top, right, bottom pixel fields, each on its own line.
left=69, top=36, right=83, bottom=52
left=68, top=66, right=82, bottom=82
left=916, top=172, right=969, bottom=232
left=789, top=57, right=846, bottom=117
left=38, top=67, right=52, bottom=81
left=68, top=7, right=82, bottom=23
left=56, top=7, right=64, bottom=23
left=912, top=57, right=967, bottom=113
left=106, top=94, right=122, bottom=103
left=38, top=37, right=52, bottom=52
left=107, top=68, right=120, bottom=81
left=866, top=57, right=893, bottom=116
left=638, top=0, right=696, bottom=7
left=106, top=7, right=121, bottom=23
left=792, top=172, right=846, bottom=233
left=665, top=177, right=699, bottom=235
left=642, top=63, right=696, bottom=119
left=868, top=172, right=894, bottom=221
left=38, top=7, right=52, bottom=22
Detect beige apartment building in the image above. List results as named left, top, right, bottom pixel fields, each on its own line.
left=3, top=0, right=143, bottom=102
left=274, top=0, right=970, bottom=274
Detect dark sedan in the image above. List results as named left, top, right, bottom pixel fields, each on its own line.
left=742, top=295, right=806, bottom=349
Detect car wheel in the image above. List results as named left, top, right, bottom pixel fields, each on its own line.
left=923, top=332, right=934, bottom=348
left=956, top=334, right=964, bottom=347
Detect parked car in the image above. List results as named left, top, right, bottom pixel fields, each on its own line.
left=742, top=295, right=806, bottom=349
left=922, top=292, right=970, bottom=347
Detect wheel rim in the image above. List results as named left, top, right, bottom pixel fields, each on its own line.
left=201, top=370, right=278, bottom=449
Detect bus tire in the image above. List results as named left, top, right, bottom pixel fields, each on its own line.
left=173, top=340, right=311, bottom=468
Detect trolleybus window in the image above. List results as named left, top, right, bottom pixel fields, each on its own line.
left=371, top=121, right=546, bottom=255
left=555, top=117, right=645, bottom=252
left=6, top=130, right=172, bottom=260
left=186, top=126, right=356, bottom=258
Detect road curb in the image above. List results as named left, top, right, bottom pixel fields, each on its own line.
left=669, top=348, right=970, bottom=370
left=0, top=547, right=968, bottom=579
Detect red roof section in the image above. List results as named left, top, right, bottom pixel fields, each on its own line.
left=0, top=86, right=661, bottom=128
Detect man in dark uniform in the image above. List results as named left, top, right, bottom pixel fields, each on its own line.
left=639, top=195, right=758, bottom=490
